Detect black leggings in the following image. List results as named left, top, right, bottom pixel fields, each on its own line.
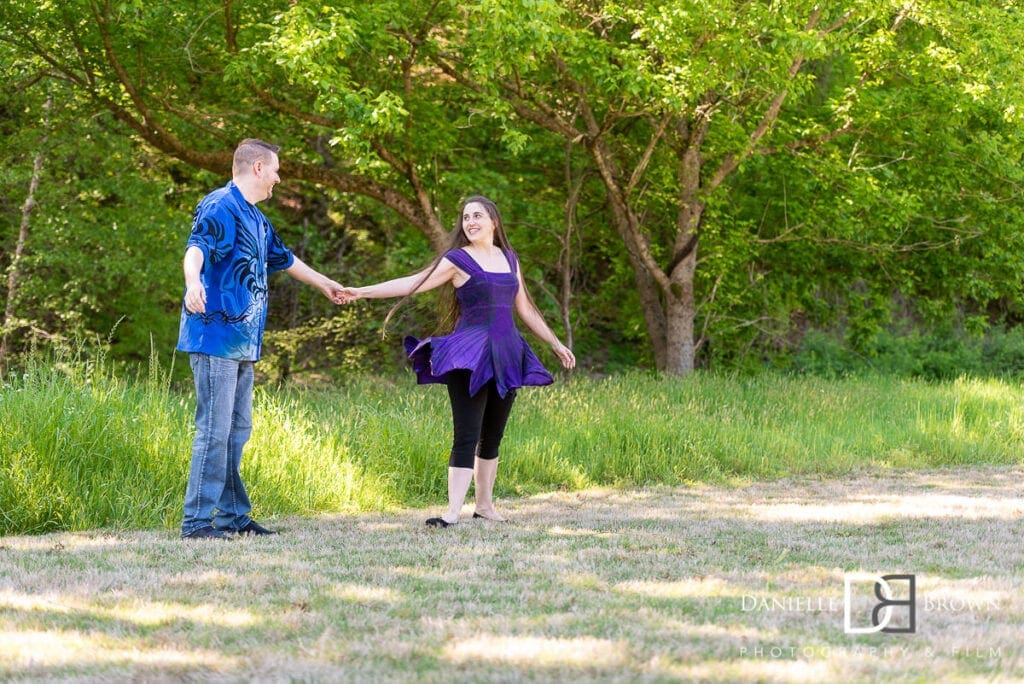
left=446, top=370, right=517, bottom=469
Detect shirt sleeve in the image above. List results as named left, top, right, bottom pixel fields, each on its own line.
left=186, top=203, right=236, bottom=264
left=266, top=226, right=295, bottom=274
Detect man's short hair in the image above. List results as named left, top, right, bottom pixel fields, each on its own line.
left=233, top=138, right=280, bottom=176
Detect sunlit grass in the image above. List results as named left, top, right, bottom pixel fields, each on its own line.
left=2, top=352, right=1024, bottom=535
left=1, top=469, right=1021, bottom=681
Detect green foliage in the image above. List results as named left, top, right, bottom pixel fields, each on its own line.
left=0, top=86, right=189, bottom=366
left=260, top=311, right=391, bottom=383
left=790, top=326, right=1024, bottom=381
left=694, top=3, right=1024, bottom=370
left=2, top=1, right=1024, bottom=376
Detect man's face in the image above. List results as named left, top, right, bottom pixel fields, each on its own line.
left=255, top=153, right=281, bottom=201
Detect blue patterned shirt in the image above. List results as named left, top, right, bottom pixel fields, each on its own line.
left=176, top=181, right=294, bottom=361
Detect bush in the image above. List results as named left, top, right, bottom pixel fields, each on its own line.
left=789, top=326, right=1024, bottom=380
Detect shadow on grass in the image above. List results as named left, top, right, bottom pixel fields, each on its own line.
left=1, top=465, right=1022, bottom=681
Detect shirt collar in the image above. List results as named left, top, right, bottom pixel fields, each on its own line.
left=226, top=180, right=261, bottom=219
left=227, top=180, right=250, bottom=206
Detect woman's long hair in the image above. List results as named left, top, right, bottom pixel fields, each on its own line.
left=382, top=195, right=513, bottom=336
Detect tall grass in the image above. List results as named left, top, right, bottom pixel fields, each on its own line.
left=0, top=351, right=185, bottom=535
left=2, top=355, right=1023, bottom=536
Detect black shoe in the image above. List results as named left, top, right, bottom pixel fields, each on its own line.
left=183, top=526, right=234, bottom=541
left=237, top=520, right=278, bottom=536
left=425, top=517, right=456, bottom=528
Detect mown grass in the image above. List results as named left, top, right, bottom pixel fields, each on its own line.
left=2, top=353, right=1023, bottom=536
left=1, top=469, right=1022, bottom=681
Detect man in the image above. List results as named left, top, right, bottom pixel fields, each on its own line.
left=177, top=138, right=345, bottom=540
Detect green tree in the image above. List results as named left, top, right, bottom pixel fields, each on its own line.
left=704, top=2, right=1024, bottom=362
left=0, top=0, right=477, bottom=243
left=0, top=83, right=197, bottom=365
left=421, top=0, right=1024, bottom=373
left=3, top=1, right=1023, bottom=376
left=0, top=1, right=582, bottom=372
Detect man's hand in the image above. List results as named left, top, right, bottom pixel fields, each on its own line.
left=182, top=246, right=206, bottom=314
left=184, top=282, right=207, bottom=314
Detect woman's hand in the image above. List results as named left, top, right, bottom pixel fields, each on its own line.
left=333, top=287, right=362, bottom=304
left=552, top=342, right=576, bottom=370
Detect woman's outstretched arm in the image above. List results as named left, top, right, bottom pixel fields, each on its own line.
left=340, top=257, right=460, bottom=302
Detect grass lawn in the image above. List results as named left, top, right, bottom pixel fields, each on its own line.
left=2, top=465, right=1022, bottom=682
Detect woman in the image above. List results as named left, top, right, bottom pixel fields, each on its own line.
left=338, top=196, right=575, bottom=527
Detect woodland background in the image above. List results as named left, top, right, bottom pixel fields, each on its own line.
left=2, top=1, right=1023, bottom=383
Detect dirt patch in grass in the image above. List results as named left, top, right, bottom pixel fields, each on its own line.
left=2, top=466, right=1022, bottom=682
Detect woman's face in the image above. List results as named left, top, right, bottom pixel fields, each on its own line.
left=461, top=202, right=496, bottom=245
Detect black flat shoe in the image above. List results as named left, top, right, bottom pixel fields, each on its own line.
left=425, top=517, right=456, bottom=528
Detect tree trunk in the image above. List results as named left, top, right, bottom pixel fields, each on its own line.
left=625, top=237, right=669, bottom=370
left=588, top=128, right=706, bottom=373
left=586, top=138, right=670, bottom=369
left=663, top=127, right=706, bottom=375
left=1, top=96, right=51, bottom=376
left=665, top=256, right=697, bottom=375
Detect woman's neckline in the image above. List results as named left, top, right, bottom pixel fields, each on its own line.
left=460, top=246, right=513, bottom=274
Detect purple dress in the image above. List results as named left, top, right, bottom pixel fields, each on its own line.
left=404, top=248, right=553, bottom=398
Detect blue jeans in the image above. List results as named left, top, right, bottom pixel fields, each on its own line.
left=181, top=353, right=255, bottom=536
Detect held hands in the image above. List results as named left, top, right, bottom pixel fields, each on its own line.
left=331, top=286, right=362, bottom=305
left=316, top=277, right=360, bottom=305
left=552, top=342, right=576, bottom=370
left=320, top=279, right=348, bottom=304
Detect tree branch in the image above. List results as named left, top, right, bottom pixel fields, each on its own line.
left=251, top=85, right=341, bottom=129
left=626, top=112, right=672, bottom=196
left=429, top=51, right=583, bottom=140
left=755, top=120, right=856, bottom=157
left=707, top=8, right=823, bottom=190
left=224, top=0, right=237, bottom=54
